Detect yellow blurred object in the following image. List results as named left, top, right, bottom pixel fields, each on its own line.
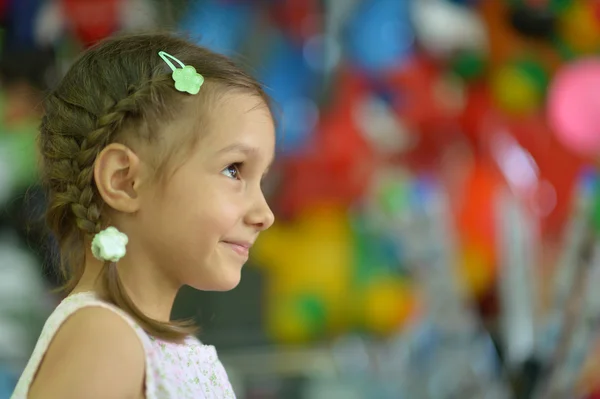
left=252, top=205, right=354, bottom=343
left=558, top=2, right=600, bottom=55
left=460, top=245, right=495, bottom=298
left=267, top=294, right=326, bottom=344
left=360, top=278, right=415, bottom=336
left=490, top=65, right=541, bottom=115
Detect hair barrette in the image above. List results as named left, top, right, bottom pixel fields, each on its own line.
left=158, top=50, right=204, bottom=95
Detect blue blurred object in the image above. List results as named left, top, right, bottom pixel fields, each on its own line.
left=410, top=174, right=439, bottom=212
left=577, top=165, right=598, bottom=196
left=2, top=0, right=43, bottom=51
left=351, top=213, right=405, bottom=283
left=0, top=366, right=16, bottom=399
left=344, top=0, right=413, bottom=73
left=259, top=34, right=318, bottom=154
left=179, top=0, right=253, bottom=56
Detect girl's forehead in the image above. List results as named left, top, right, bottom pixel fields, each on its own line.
left=197, top=94, right=274, bottom=151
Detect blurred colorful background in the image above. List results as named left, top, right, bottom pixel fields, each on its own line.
left=3, top=0, right=600, bottom=398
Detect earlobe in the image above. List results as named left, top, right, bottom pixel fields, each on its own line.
left=94, top=143, right=143, bottom=214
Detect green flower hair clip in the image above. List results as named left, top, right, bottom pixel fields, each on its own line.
left=158, top=51, right=204, bottom=95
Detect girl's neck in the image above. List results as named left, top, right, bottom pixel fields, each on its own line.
left=72, top=248, right=180, bottom=323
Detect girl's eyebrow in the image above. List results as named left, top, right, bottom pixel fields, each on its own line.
left=217, top=143, right=259, bottom=155
left=218, top=142, right=275, bottom=173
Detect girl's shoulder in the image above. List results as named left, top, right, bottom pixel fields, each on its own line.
left=12, top=292, right=148, bottom=399
left=28, top=305, right=146, bottom=398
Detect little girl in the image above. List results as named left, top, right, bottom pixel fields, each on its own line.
left=11, top=32, right=275, bottom=398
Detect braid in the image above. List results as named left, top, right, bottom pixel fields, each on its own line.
left=70, top=97, right=133, bottom=234
left=43, top=76, right=170, bottom=287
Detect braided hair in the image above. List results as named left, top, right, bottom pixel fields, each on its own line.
left=40, top=32, right=269, bottom=341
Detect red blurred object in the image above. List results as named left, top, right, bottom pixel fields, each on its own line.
left=505, top=114, right=585, bottom=236
left=586, top=391, right=600, bottom=399
left=384, top=55, right=463, bottom=136
left=0, top=0, right=8, bottom=20
left=459, top=83, right=497, bottom=142
left=61, top=0, right=121, bottom=46
left=269, top=0, right=321, bottom=43
left=277, top=69, right=376, bottom=216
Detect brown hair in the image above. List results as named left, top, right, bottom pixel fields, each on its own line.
left=40, top=32, right=270, bottom=342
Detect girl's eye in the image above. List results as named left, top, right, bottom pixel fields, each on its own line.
left=222, top=163, right=241, bottom=180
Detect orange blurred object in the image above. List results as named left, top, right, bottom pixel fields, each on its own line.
left=455, top=162, right=502, bottom=297
left=558, top=1, right=600, bottom=55
left=456, top=163, right=500, bottom=251
left=479, top=0, right=561, bottom=71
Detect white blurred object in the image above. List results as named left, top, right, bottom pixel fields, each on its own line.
left=303, top=34, right=341, bottom=73
left=120, top=0, right=158, bottom=32
left=354, top=95, right=416, bottom=155
left=411, top=0, right=488, bottom=58
left=34, top=0, right=64, bottom=47
left=496, top=189, right=539, bottom=370
left=0, top=233, right=45, bottom=308
left=282, top=97, right=320, bottom=136
left=323, top=0, right=361, bottom=82
left=490, top=132, right=539, bottom=195
left=0, top=318, right=30, bottom=364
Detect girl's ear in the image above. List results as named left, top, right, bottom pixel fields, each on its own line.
left=94, top=143, right=144, bottom=213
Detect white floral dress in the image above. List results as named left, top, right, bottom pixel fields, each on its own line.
left=11, top=292, right=236, bottom=398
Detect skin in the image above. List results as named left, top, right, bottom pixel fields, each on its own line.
left=28, top=93, right=276, bottom=398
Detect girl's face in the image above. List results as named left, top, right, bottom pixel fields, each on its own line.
left=136, top=93, right=275, bottom=291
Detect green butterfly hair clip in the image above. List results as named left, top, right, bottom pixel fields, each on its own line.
left=158, top=51, right=204, bottom=95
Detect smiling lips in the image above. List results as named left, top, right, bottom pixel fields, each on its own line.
left=223, top=241, right=252, bottom=258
